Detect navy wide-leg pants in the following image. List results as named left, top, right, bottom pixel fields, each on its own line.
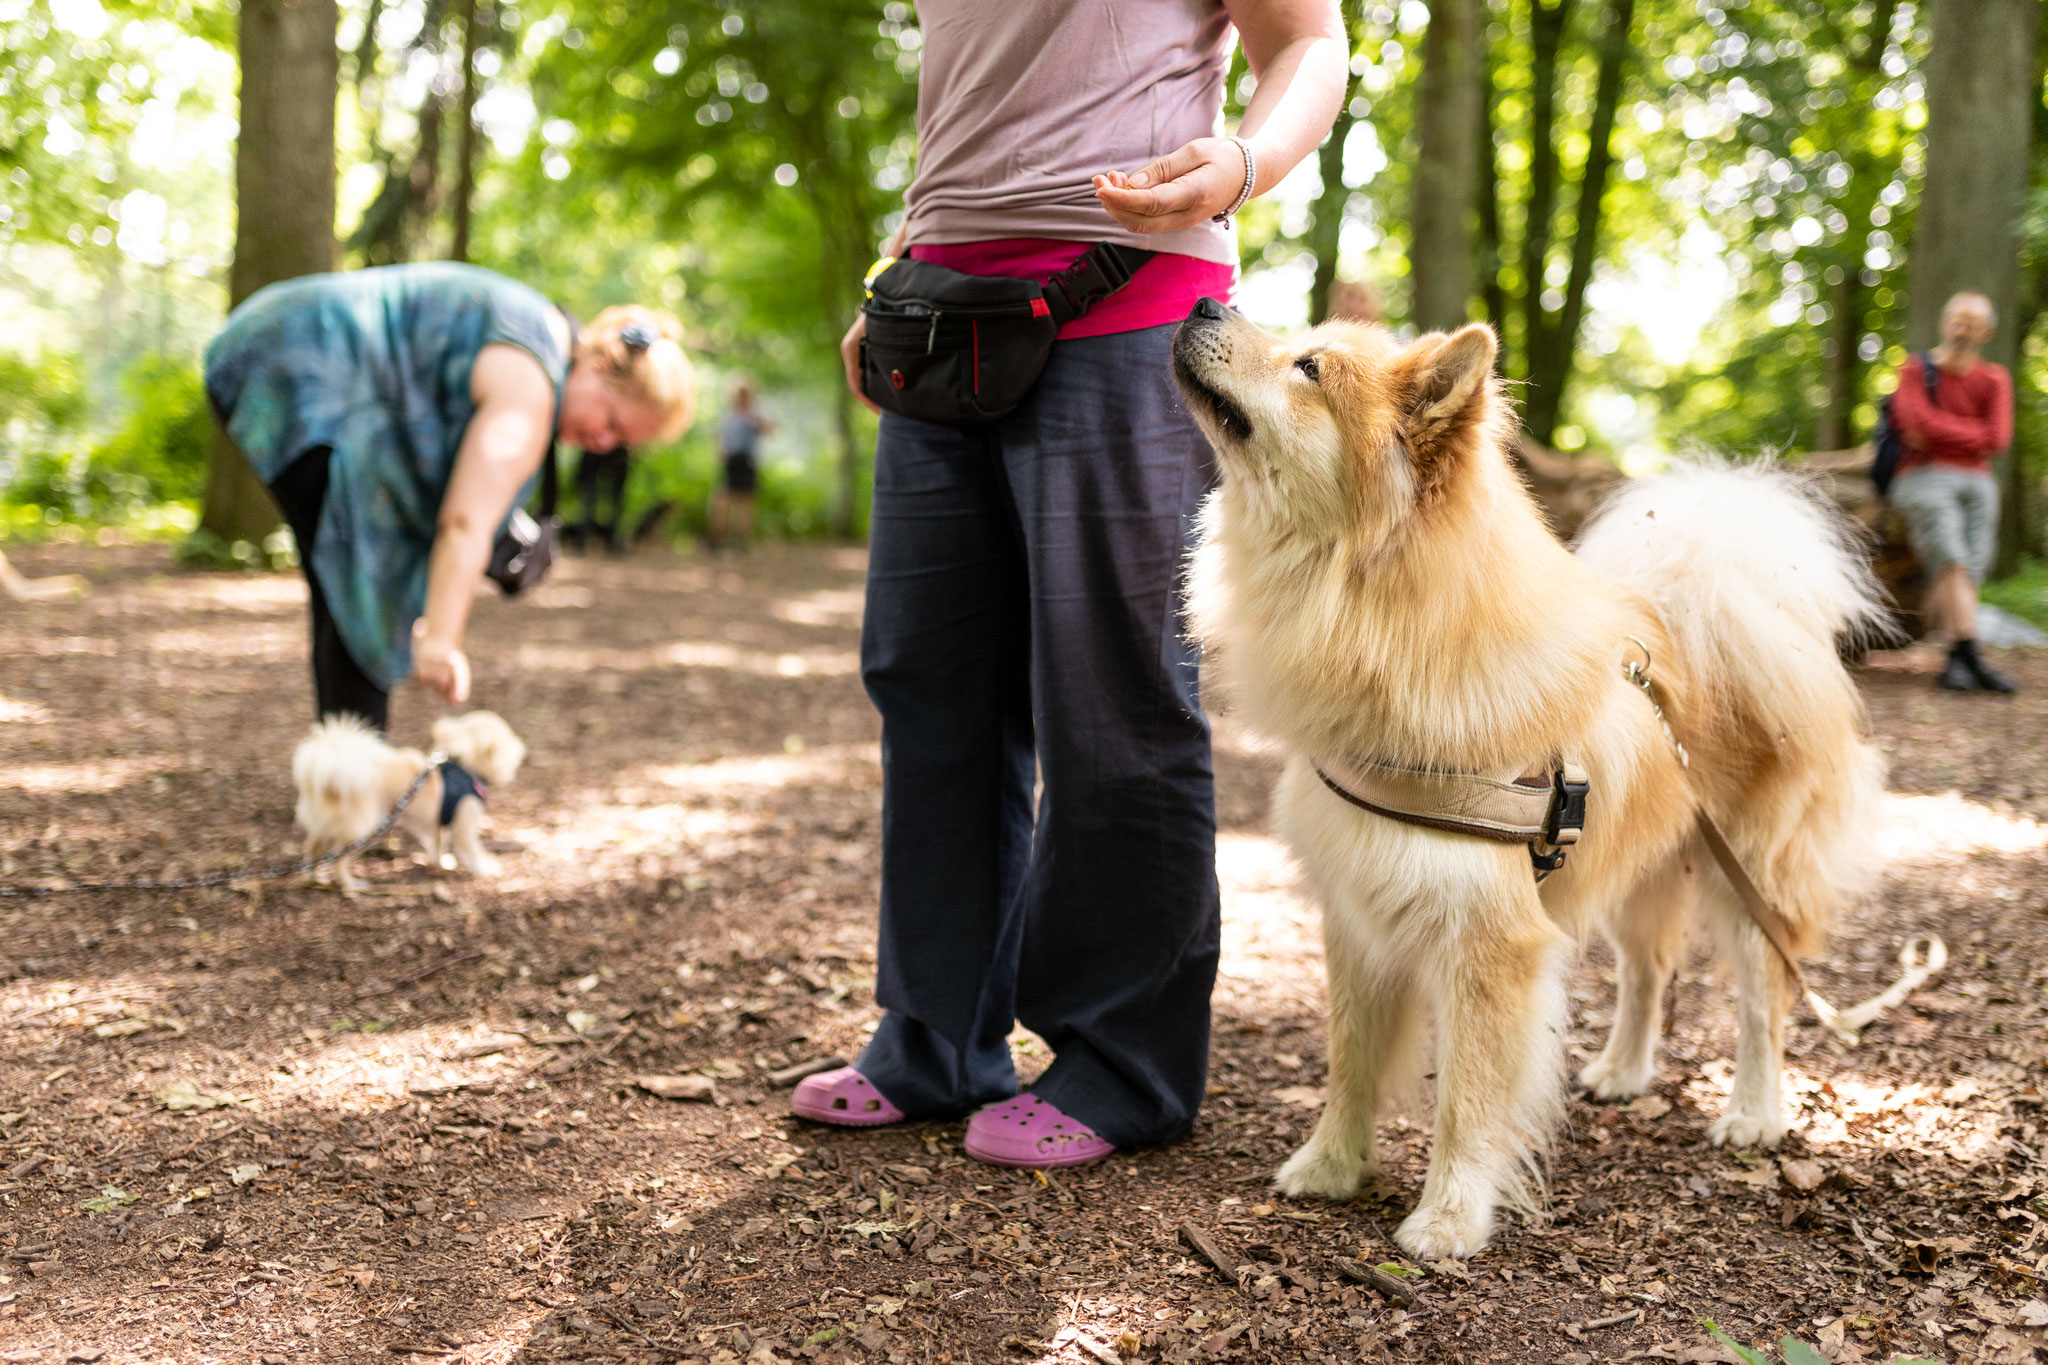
left=855, top=323, right=1221, bottom=1149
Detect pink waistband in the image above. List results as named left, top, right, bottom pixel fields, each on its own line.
left=907, top=239, right=1237, bottom=340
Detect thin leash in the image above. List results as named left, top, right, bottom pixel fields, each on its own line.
left=0, top=757, right=440, bottom=899
left=1623, top=638, right=1944, bottom=1044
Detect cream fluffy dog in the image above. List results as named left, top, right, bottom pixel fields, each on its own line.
left=292, top=711, right=527, bottom=893
left=1173, top=300, right=1887, bottom=1259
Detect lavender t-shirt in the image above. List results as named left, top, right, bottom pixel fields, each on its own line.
left=903, top=0, right=1237, bottom=266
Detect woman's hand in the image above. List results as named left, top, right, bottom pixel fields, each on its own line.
left=413, top=630, right=472, bottom=706
left=1093, top=138, right=1253, bottom=235
left=841, top=313, right=880, bottom=415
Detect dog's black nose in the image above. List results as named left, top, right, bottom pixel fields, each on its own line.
left=1191, top=296, right=1228, bottom=322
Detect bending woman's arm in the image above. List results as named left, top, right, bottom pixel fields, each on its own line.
left=1094, top=0, right=1348, bottom=234
left=413, top=343, right=556, bottom=705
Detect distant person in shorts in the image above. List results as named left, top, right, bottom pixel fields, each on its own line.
left=706, top=380, right=775, bottom=553
left=1889, top=291, right=2017, bottom=693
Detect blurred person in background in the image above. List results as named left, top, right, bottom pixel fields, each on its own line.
left=206, top=263, right=694, bottom=728
left=1888, top=291, right=2018, bottom=694
left=706, top=379, right=776, bottom=554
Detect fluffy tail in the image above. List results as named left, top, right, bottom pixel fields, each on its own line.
left=1574, top=458, right=1890, bottom=723
left=291, top=715, right=396, bottom=846
left=1576, top=459, right=1940, bottom=1038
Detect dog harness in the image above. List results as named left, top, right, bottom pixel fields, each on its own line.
left=436, top=759, right=487, bottom=828
left=1315, top=637, right=1946, bottom=1043
left=1312, top=756, right=1588, bottom=880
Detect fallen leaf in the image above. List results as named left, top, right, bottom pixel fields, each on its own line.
left=635, top=1074, right=714, bottom=1102
left=564, top=1009, right=601, bottom=1035
left=92, top=1017, right=151, bottom=1038
left=1780, top=1158, right=1826, bottom=1193
left=2018, top=1300, right=2048, bottom=1328
left=1272, top=1085, right=1327, bottom=1109
left=80, top=1185, right=139, bottom=1213
left=157, top=1080, right=248, bottom=1112
left=230, top=1164, right=263, bottom=1186
left=839, top=1220, right=916, bottom=1238
left=1623, top=1094, right=1672, bottom=1120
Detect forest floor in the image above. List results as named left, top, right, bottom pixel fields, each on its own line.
left=1, top=540, right=2045, bottom=1365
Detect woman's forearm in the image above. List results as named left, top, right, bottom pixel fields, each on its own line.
left=1236, top=33, right=1351, bottom=193
left=418, top=520, right=495, bottom=649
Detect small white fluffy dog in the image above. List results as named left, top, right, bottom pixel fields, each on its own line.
left=1173, top=303, right=1890, bottom=1259
left=292, top=711, right=527, bottom=893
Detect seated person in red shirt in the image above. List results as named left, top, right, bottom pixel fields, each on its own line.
left=1889, top=291, right=2018, bottom=694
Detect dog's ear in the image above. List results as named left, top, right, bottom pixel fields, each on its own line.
left=1400, top=323, right=1498, bottom=460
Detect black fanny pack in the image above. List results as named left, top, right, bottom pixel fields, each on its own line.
left=859, top=242, right=1154, bottom=426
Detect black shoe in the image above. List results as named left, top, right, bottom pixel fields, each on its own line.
left=1968, top=652, right=2019, bottom=694
left=1937, top=654, right=1979, bottom=690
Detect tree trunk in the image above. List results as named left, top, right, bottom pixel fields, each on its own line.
left=201, top=0, right=339, bottom=546
left=1306, top=102, right=1356, bottom=325
left=1517, top=0, right=1572, bottom=378
left=1524, top=0, right=1633, bottom=444
left=1475, top=47, right=1507, bottom=338
left=450, top=0, right=481, bottom=262
left=1905, top=0, right=2038, bottom=574
left=1409, top=0, right=1485, bottom=332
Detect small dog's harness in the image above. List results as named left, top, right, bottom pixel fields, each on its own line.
left=1315, top=637, right=1945, bottom=1042
left=436, top=758, right=488, bottom=828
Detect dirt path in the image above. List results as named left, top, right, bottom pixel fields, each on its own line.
left=1, top=542, right=2044, bottom=1365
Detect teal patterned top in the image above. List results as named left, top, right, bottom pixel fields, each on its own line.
left=203, top=263, right=568, bottom=689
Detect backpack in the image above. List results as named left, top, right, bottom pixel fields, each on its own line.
left=1870, top=351, right=1939, bottom=498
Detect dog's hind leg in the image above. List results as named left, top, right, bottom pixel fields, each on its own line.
left=1275, top=908, right=1420, bottom=1201
left=1396, top=886, right=1571, bottom=1261
left=447, top=798, right=501, bottom=879
left=1578, top=849, right=1698, bottom=1100
left=1708, top=905, right=1795, bottom=1149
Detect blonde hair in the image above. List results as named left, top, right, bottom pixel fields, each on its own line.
left=580, top=305, right=696, bottom=442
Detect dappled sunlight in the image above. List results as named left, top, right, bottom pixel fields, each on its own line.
left=1879, top=790, right=2048, bottom=861
left=0, top=753, right=175, bottom=793
left=638, top=742, right=880, bottom=796
left=769, top=585, right=865, bottom=629
left=1215, top=831, right=1321, bottom=1018
left=0, top=692, right=53, bottom=723
left=1678, top=1062, right=2011, bottom=1165
left=0, top=633, right=119, bottom=657
left=104, top=575, right=307, bottom=613
left=141, top=623, right=300, bottom=658
left=512, top=638, right=859, bottom=678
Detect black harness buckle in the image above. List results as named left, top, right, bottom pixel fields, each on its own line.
left=1545, top=768, right=1590, bottom=846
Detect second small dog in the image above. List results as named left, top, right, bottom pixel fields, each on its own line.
left=292, top=711, right=527, bottom=893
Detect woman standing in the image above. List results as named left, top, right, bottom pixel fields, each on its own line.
left=796, top=1, right=1347, bottom=1168
left=205, top=263, right=694, bottom=728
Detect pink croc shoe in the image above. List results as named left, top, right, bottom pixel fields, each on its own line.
left=964, top=1094, right=1116, bottom=1169
left=790, top=1066, right=906, bottom=1127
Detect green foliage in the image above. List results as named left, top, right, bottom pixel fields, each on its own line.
left=1985, top=556, right=2048, bottom=631
left=1, top=352, right=209, bottom=528
left=1702, top=1320, right=1936, bottom=1365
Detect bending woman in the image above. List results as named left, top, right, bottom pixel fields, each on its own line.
left=205, top=263, right=694, bottom=728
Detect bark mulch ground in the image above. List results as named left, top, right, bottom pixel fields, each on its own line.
left=1, top=541, right=2044, bottom=1365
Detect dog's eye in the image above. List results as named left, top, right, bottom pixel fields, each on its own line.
left=1294, top=354, right=1321, bottom=383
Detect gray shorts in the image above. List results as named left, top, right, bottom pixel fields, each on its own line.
left=1891, top=464, right=1999, bottom=582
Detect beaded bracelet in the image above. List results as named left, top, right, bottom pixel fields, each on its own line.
left=1211, top=135, right=1257, bottom=223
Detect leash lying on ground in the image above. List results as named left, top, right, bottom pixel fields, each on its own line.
left=0, top=761, right=436, bottom=899
left=1313, top=638, right=1945, bottom=1046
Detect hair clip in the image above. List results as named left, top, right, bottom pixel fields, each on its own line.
left=620, top=320, right=658, bottom=352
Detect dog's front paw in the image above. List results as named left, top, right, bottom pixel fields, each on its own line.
left=1273, top=1140, right=1371, bottom=1201
left=1576, top=1052, right=1655, bottom=1101
left=1707, top=1106, right=1786, bottom=1150
left=1394, top=1201, right=1492, bottom=1261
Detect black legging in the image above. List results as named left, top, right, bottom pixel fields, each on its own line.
left=268, top=447, right=391, bottom=731
left=573, top=446, right=631, bottom=552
